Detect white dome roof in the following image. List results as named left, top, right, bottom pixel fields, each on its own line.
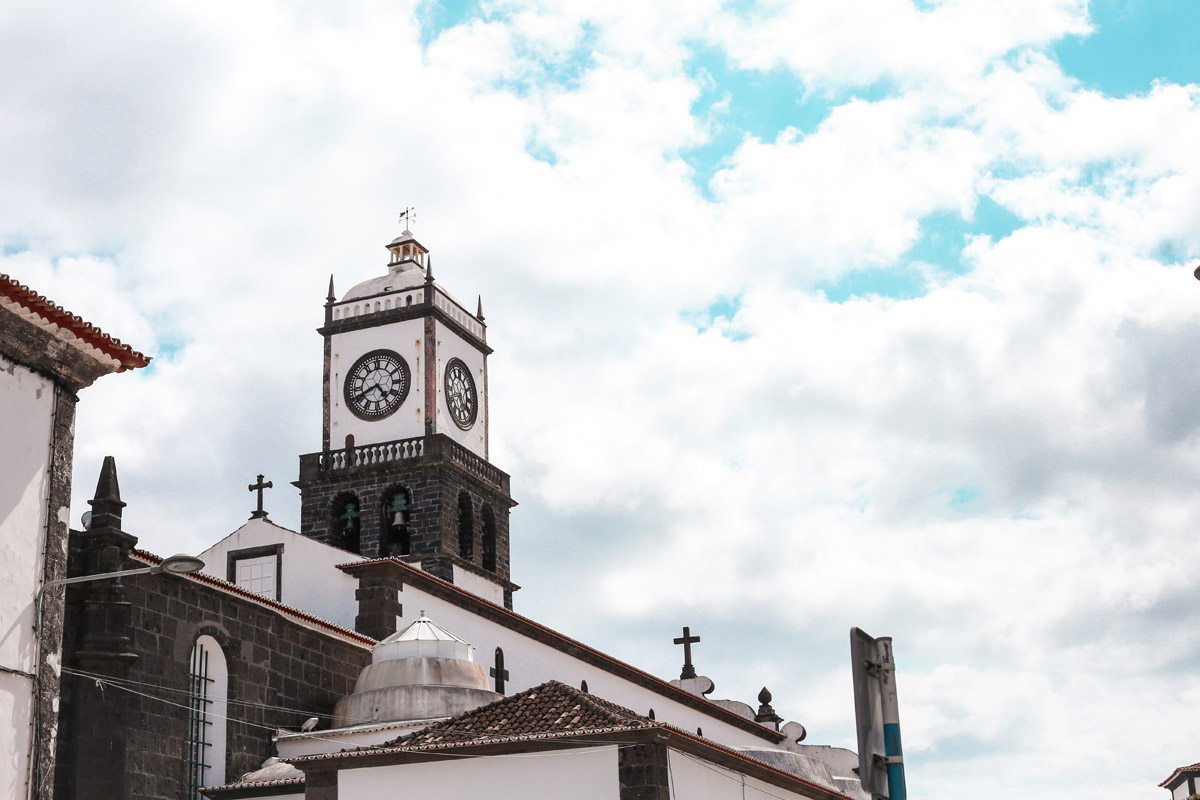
left=330, top=613, right=499, bottom=727
left=341, top=262, right=426, bottom=301
left=373, top=613, right=473, bottom=663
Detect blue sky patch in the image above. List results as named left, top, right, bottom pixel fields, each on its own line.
left=417, top=0, right=484, bottom=48
left=682, top=294, right=750, bottom=340
left=821, top=197, right=1024, bottom=301
left=1053, top=0, right=1200, bottom=96
left=819, top=266, right=929, bottom=303
left=949, top=486, right=980, bottom=507
left=682, top=45, right=833, bottom=198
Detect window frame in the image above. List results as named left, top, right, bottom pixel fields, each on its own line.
left=226, top=543, right=284, bottom=601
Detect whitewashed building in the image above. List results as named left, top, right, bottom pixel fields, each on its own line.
left=0, top=274, right=148, bottom=800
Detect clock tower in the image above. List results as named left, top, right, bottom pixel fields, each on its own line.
left=295, top=227, right=517, bottom=607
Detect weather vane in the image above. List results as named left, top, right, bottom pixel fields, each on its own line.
left=398, top=207, right=417, bottom=231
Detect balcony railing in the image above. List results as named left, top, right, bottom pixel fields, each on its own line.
left=298, top=434, right=509, bottom=491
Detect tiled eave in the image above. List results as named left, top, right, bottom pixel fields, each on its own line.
left=1160, top=762, right=1200, bottom=788
left=200, top=776, right=304, bottom=799
left=131, top=549, right=374, bottom=648
left=0, top=273, right=150, bottom=372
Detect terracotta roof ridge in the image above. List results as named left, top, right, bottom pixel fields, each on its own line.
left=131, top=548, right=374, bottom=647
left=372, top=680, right=654, bottom=751
left=0, top=273, right=150, bottom=369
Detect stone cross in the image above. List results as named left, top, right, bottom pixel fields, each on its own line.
left=674, top=626, right=701, bottom=680
left=490, top=647, right=509, bottom=695
left=248, top=474, right=273, bottom=519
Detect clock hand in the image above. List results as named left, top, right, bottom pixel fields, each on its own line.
left=355, top=383, right=382, bottom=403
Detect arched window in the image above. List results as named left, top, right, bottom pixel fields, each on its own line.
left=186, top=635, right=227, bottom=797
left=332, top=492, right=362, bottom=554
left=457, top=492, right=474, bottom=560
left=481, top=505, right=497, bottom=573
left=383, top=487, right=411, bottom=556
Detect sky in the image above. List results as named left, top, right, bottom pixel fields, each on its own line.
left=2, top=0, right=1199, bottom=797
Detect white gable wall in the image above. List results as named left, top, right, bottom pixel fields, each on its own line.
left=0, top=354, right=56, bottom=800
left=392, top=586, right=780, bottom=750
left=338, top=745, right=619, bottom=800
left=197, top=519, right=362, bottom=631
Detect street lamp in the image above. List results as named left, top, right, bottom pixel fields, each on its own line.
left=35, top=552, right=206, bottom=615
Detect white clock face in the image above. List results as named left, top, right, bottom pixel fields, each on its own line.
left=344, top=349, right=410, bottom=420
left=444, top=358, right=478, bottom=430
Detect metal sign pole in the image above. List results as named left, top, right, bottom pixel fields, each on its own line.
left=876, top=637, right=907, bottom=800
left=851, top=627, right=908, bottom=800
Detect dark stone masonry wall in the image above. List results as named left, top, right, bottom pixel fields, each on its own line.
left=618, top=742, right=671, bottom=800
left=55, top=542, right=371, bottom=800
left=297, top=456, right=512, bottom=582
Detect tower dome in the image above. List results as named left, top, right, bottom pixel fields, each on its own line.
left=331, top=613, right=500, bottom=727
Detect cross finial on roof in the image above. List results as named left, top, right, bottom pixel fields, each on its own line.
left=674, top=626, right=701, bottom=680
left=248, top=474, right=273, bottom=519
left=490, top=647, right=510, bottom=695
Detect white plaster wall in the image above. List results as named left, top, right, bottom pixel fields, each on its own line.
left=329, top=320, right=426, bottom=448
left=338, top=745, right=618, bottom=800
left=198, top=519, right=361, bottom=630
left=433, top=319, right=487, bottom=458
left=0, top=354, right=55, bottom=800
left=392, top=587, right=778, bottom=750
left=667, top=749, right=813, bottom=800
left=449, top=564, right=505, bottom=606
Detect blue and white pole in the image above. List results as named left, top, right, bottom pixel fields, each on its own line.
left=876, top=636, right=907, bottom=800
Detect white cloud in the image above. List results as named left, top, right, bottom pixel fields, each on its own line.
left=3, top=2, right=1199, bottom=799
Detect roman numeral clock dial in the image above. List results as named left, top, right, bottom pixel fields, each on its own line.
left=444, top=357, right=478, bottom=430
left=344, top=349, right=410, bottom=420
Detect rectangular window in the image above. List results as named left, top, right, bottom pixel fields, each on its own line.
left=234, top=555, right=276, bottom=597
left=226, top=544, right=283, bottom=601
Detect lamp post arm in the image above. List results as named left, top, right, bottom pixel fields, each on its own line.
left=33, top=565, right=161, bottom=631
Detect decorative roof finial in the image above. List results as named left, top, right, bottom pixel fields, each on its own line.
left=399, top=206, right=417, bottom=233
left=477, top=295, right=484, bottom=321
left=326, top=275, right=336, bottom=303
left=425, top=257, right=434, bottom=285
left=87, top=455, right=126, bottom=531
left=755, top=686, right=783, bottom=730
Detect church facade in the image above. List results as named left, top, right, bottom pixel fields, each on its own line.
left=35, top=228, right=868, bottom=800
